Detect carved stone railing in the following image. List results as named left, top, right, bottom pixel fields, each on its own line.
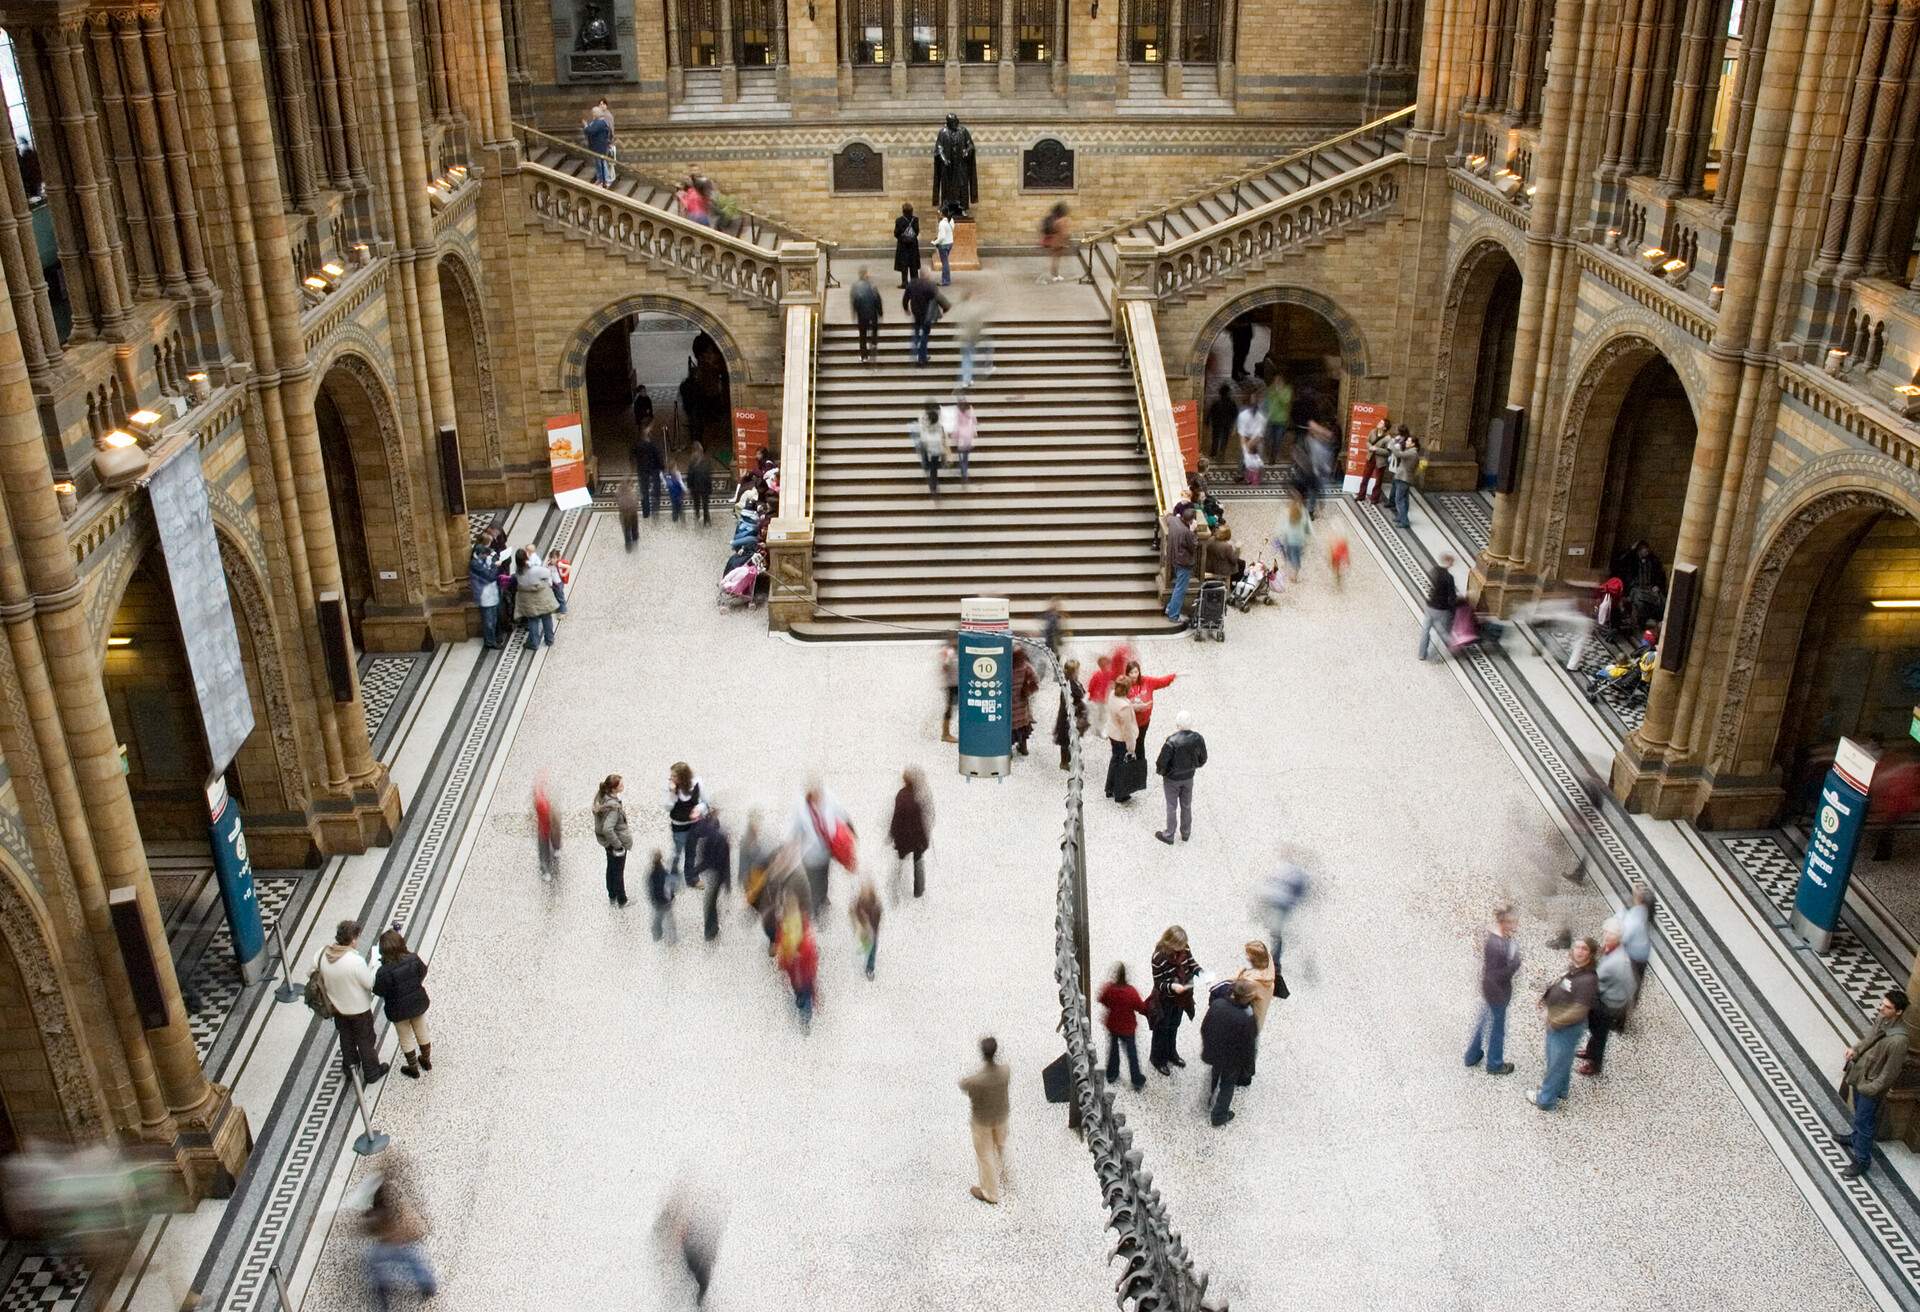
left=1115, top=155, right=1404, bottom=305
left=523, top=165, right=786, bottom=308
left=767, top=242, right=819, bottom=630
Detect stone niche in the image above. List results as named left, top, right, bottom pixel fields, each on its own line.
left=1022, top=138, right=1075, bottom=191
left=553, top=0, right=639, bottom=83
left=832, top=142, right=885, bottom=194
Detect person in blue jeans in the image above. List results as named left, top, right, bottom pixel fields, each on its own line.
left=1418, top=554, right=1458, bottom=661
left=1465, top=904, right=1520, bottom=1075
left=1164, top=505, right=1198, bottom=625
left=904, top=269, right=947, bottom=366
left=1530, top=938, right=1597, bottom=1110
left=512, top=548, right=559, bottom=649
left=467, top=540, right=501, bottom=649
left=1840, top=989, right=1910, bottom=1178
left=1386, top=426, right=1420, bottom=528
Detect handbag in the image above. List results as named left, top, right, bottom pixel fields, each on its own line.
left=1122, top=752, right=1150, bottom=794
left=1545, top=1001, right=1585, bottom=1029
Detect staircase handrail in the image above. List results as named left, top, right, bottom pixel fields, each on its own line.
left=1118, top=299, right=1184, bottom=524
left=1075, top=105, right=1415, bottom=252
left=513, top=121, right=842, bottom=265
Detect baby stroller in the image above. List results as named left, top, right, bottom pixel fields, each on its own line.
left=1586, top=637, right=1657, bottom=707
left=1446, top=601, right=1508, bottom=655
left=1230, top=559, right=1281, bottom=611
left=719, top=550, right=767, bottom=609
left=1192, top=579, right=1228, bottom=642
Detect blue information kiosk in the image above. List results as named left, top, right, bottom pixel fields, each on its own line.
left=1790, top=736, right=1878, bottom=953
left=957, top=596, right=1013, bottom=779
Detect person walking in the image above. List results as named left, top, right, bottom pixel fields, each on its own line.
left=633, top=414, right=664, bottom=519
left=468, top=538, right=501, bottom=649
left=1154, top=710, right=1207, bottom=845
left=950, top=291, right=992, bottom=387
left=950, top=390, right=978, bottom=484
left=1054, top=658, right=1090, bottom=770
left=316, top=919, right=388, bottom=1085
left=1164, top=504, right=1199, bottom=626
left=1148, top=925, right=1200, bottom=1074
left=1619, top=882, right=1654, bottom=997
left=1387, top=426, right=1420, bottom=528
left=1098, top=963, right=1150, bottom=1091
left=666, top=763, right=706, bottom=890
left=645, top=850, right=678, bottom=945
left=851, top=268, right=884, bottom=364
left=616, top=479, right=640, bottom=550
left=934, top=206, right=955, bottom=285
left=790, top=781, right=852, bottom=912
left=513, top=548, right=559, bottom=650
left=913, top=401, right=947, bottom=497
left=1529, top=937, right=1598, bottom=1111
left=1102, top=675, right=1143, bottom=803
left=893, top=203, right=921, bottom=288
left=1419, top=553, right=1458, bottom=662
left=1579, top=919, right=1637, bottom=1077
left=373, top=928, right=432, bottom=1079
left=1207, top=381, right=1237, bottom=462
left=887, top=766, right=932, bottom=901
left=1840, top=989, right=1911, bottom=1178
left=545, top=548, right=571, bottom=616
left=593, top=775, right=632, bottom=906
left=533, top=777, right=560, bottom=882
left=1039, top=203, right=1070, bottom=281
left=939, top=636, right=959, bottom=743
left=1200, top=980, right=1259, bottom=1126
left=850, top=879, right=882, bottom=979
left=959, top=1036, right=1012, bottom=1204
left=1464, top=903, right=1520, bottom=1075
left=1260, top=374, right=1293, bottom=466
left=905, top=270, right=948, bottom=367
left=692, top=806, right=732, bottom=939
left=687, top=442, right=714, bottom=526
left=363, top=1179, right=436, bottom=1311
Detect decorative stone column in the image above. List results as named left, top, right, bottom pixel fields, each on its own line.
left=999, top=0, right=1016, bottom=91
left=892, top=0, right=908, bottom=94
left=721, top=0, right=740, bottom=99
left=1213, top=0, right=1233, bottom=98
left=946, top=0, right=962, bottom=96
left=768, top=242, right=819, bottom=631
left=1164, top=0, right=1183, bottom=95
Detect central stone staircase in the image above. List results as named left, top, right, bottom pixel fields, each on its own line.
left=793, top=316, right=1171, bottom=639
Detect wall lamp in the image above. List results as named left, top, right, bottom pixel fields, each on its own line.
left=1091, top=0, right=1098, bottom=16
left=96, top=428, right=149, bottom=488
left=1870, top=599, right=1920, bottom=610
left=106, top=634, right=134, bottom=648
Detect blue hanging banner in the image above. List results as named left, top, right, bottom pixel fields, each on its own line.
left=957, top=596, right=1013, bottom=779
left=207, top=779, right=266, bottom=982
left=1790, top=737, right=1878, bottom=953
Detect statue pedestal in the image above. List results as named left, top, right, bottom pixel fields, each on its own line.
left=949, top=218, right=981, bottom=271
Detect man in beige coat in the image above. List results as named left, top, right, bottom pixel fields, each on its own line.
left=959, top=1035, right=1011, bottom=1204
left=1841, top=988, right=1910, bottom=1179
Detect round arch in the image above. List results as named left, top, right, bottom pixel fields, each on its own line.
left=557, top=293, right=752, bottom=396
left=314, top=354, right=421, bottom=633
left=214, top=528, right=307, bottom=819
left=436, top=252, right=503, bottom=475
left=1540, top=331, right=1702, bottom=580
left=0, top=851, right=103, bottom=1142
left=1183, top=284, right=1373, bottom=392
left=1430, top=238, right=1524, bottom=476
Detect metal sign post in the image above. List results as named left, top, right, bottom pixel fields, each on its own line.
left=269, top=920, right=302, bottom=1004
left=347, top=1067, right=390, bottom=1156
left=269, top=1262, right=295, bottom=1310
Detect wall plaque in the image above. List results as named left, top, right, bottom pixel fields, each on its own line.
left=832, top=142, right=885, bottom=193
left=1022, top=138, right=1074, bottom=191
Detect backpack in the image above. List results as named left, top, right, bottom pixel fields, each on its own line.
left=304, top=952, right=335, bottom=1020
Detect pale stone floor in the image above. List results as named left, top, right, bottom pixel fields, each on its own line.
left=304, top=503, right=1872, bottom=1311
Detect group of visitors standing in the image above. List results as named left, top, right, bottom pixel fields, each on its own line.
left=467, top=528, right=568, bottom=651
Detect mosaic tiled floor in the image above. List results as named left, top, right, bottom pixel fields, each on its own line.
left=180, top=873, right=306, bottom=1063
left=0, top=1254, right=87, bottom=1312
left=1424, top=490, right=1494, bottom=555
left=1534, top=623, right=1650, bottom=735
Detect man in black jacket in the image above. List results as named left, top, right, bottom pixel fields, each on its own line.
left=631, top=389, right=663, bottom=520
left=1419, top=552, right=1459, bottom=662
left=1200, top=979, right=1258, bottom=1126
left=1154, top=710, right=1207, bottom=845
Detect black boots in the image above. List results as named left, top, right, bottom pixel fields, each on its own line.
left=401, top=1052, right=421, bottom=1079
left=419, top=1043, right=433, bottom=1072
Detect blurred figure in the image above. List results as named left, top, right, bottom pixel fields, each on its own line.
left=850, top=879, right=882, bottom=979
left=1148, top=925, right=1201, bottom=1075
left=940, top=635, right=959, bottom=743
left=654, top=1184, right=723, bottom=1306
left=617, top=479, right=641, bottom=550
left=363, top=1176, right=435, bottom=1311
left=959, top=1036, right=1011, bottom=1204
left=887, top=767, right=933, bottom=901
left=1386, top=426, right=1419, bottom=528
left=1618, top=882, right=1655, bottom=1000
left=1098, top=963, right=1150, bottom=1091
left=1530, top=937, right=1598, bottom=1112
left=1054, top=658, right=1089, bottom=770
left=1041, top=599, right=1068, bottom=657
left=952, top=290, right=993, bottom=386
left=593, top=774, right=632, bottom=907
left=1272, top=497, right=1311, bottom=579
left=1840, top=989, right=1910, bottom=1179
left=1464, top=903, right=1520, bottom=1076
left=1419, top=553, right=1458, bottom=662
left=1154, top=710, right=1207, bottom=846
left=318, top=919, right=388, bottom=1084
left=1, top=1141, right=174, bottom=1259
left=533, top=776, right=560, bottom=882
left=646, top=850, right=678, bottom=945
left=950, top=389, right=978, bottom=485
left=790, top=779, right=853, bottom=913
left=778, top=888, right=819, bottom=1027
left=687, top=442, right=715, bottom=527
left=1253, top=862, right=1312, bottom=996
left=1200, top=979, right=1258, bottom=1126
left=545, top=547, right=571, bottom=615
left=1011, top=647, right=1040, bottom=758
left=1579, top=919, right=1635, bottom=1077
left=692, top=806, right=732, bottom=939
left=374, top=928, right=433, bottom=1079
left=851, top=267, right=883, bottom=364
left=757, top=840, right=808, bottom=951
left=1328, top=533, right=1350, bottom=587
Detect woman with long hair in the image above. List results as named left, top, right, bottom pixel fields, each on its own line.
left=1148, top=925, right=1201, bottom=1075
left=887, top=766, right=933, bottom=901
left=1103, top=675, right=1142, bottom=802
left=593, top=774, right=633, bottom=906
left=1122, top=659, right=1176, bottom=761
left=373, top=928, right=432, bottom=1078
left=666, top=762, right=706, bottom=890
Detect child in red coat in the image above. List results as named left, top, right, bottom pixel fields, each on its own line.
left=1097, top=963, right=1151, bottom=1090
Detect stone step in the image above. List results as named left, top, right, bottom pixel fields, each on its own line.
left=790, top=611, right=1174, bottom=640
left=816, top=537, right=1160, bottom=561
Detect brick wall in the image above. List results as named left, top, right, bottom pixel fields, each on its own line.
left=0, top=939, right=64, bottom=1143
left=1232, top=0, right=1375, bottom=120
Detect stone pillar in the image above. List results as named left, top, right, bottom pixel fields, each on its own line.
left=28, top=21, right=133, bottom=338
left=773, top=0, right=791, bottom=98
left=668, top=0, right=687, bottom=97
left=111, top=15, right=190, bottom=300
left=0, top=106, right=59, bottom=383
left=1212, top=0, right=1233, bottom=98
left=87, top=17, right=159, bottom=302
left=1504, top=0, right=1538, bottom=119
left=1656, top=0, right=1728, bottom=194
left=892, top=0, right=908, bottom=93
left=722, top=0, right=740, bottom=99
left=999, top=0, right=1015, bottom=91
left=1115, top=0, right=1131, bottom=94
left=946, top=0, right=962, bottom=95
left=1838, top=3, right=1919, bottom=279
left=1412, top=0, right=1451, bottom=132
left=1164, top=0, right=1183, bottom=94
left=1712, top=0, right=1773, bottom=219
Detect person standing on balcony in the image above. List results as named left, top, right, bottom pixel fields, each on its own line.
left=934, top=206, right=956, bottom=286
left=582, top=105, right=614, bottom=186
left=893, top=203, right=921, bottom=289
left=851, top=269, right=883, bottom=365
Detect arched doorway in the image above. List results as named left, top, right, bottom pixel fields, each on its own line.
left=313, top=361, right=404, bottom=649
left=437, top=256, right=495, bottom=481
left=1435, top=242, right=1523, bottom=486
left=1196, top=299, right=1347, bottom=470
left=102, top=551, right=218, bottom=842
left=580, top=311, right=733, bottom=482
left=1559, top=341, right=1699, bottom=603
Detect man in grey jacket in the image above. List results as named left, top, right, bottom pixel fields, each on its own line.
left=1164, top=506, right=1199, bottom=626
left=1386, top=426, right=1420, bottom=528
left=1841, top=989, right=1910, bottom=1179
left=1154, top=711, right=1207, bottom=845
left=1578, top=919, right=1637, bottom=1076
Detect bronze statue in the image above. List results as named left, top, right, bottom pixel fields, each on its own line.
left=576, top=0, right=614, bottom=50
left=932, top=114, right=978, bottom=219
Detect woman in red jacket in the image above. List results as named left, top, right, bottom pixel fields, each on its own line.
left=1123, top=659, right=1176, bottom=759
left=1098, top=963, right=1150, bottom=1091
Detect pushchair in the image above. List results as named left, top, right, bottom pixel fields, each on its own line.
left=719, top=550, right=768, bottom=609
left=1192, top=579, right=1228, bottom=641
left=730, top=506, right=764, bottom=551
left=1586, top=641, right=1656, bottom=706
left=1230, top=559, right=1281, bottom=611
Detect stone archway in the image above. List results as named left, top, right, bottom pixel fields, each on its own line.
left=1540, top=332, right=1700, bottom=584
left=437, top=253, right=503, bottom=479
left=558, top=293, right=751, bottom=398
left=1183, top=284, right=1372, bottom=393
left=1184, top=285, right=1369, bottom=464
left=0, top=855, right=102, bottom=1145
left=214, top=531, right=307, bottom=828
left=1430, top=238, right=1523, bottom=482
left=313, top=356, right=419, bottom=643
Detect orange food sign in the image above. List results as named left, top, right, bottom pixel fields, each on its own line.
left=1344, top=400, right=1389, bottom=487
left=1171, top=400, right=1200, bottom=474
left=545, top=414, right=592, bottom=510
left=733, top=408, right=769, bottom=471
